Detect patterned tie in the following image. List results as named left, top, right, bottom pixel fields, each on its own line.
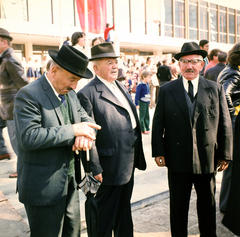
left=58, top=94, right=66, bottom=107
left=188, top=81, right=194, bottom=102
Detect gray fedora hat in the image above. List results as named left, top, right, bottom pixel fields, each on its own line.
left=49, top=45, right=93, bottom=79
left=174, top=42, right=208, bottom=61
left=89, top=42, right=120, bottom=61
left=0, top=28, right=12, bottom=41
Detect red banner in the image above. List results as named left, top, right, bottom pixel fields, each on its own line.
left=76, top=0, right=107, bottom=34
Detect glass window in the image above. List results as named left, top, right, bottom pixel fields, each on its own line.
left=229, top=8, right=235, bottom=14
left=229, top=13, right=235, bottom=34
left=199, top=0, right=208, bottom=7
left=164, top=25, right=173, bottom=37
left=229, top=35, right=235, bottom=44
left=1, top=0, right=27, bottom=21
left=146, top=0, right=161, bottom=36
left=200, top=31, right=208, bottom=40
left=189, top=4, right=197, bottom=28
left=200, top=6, right=208, bottom=31
left=210, top=3, right=217, bottom=9
left=219, top=11, right=226, bottom=33
left=164, top=0, right=172, bottom=25
left=175, top=27, right=185, bottom=38
left=189, top=0, right=198, bottom=3
left=175, top=1, right=185, bottom=27
left=131, top=0, right=145, bottom=34
left=189, top=29, right=198, bottom=40
left=210, top=9, right=217, bottom=42
left=12, top=44, right=25, bottom=60
left=220, top=6, right=226, bottom=11
left=114, top=0, right=130, bottom=34
left=29, top=0, right=52, bottom=24
left=237, top=15, right=240, bottom=37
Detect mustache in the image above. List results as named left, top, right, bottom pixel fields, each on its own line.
left=67, top=87, right=73, bottom=91
left=184, top=69, right=195, bottom=73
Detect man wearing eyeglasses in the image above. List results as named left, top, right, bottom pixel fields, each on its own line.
left=152, top=42, right=233, bottom=237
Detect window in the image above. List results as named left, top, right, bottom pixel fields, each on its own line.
left=209, top=4, right=218, bottom=42
left=199, top=1, right=208, bottom=40
left=237, top=13, right=240, bottom=42
left=219, top=7, right=227, bottom=43
left=189, top=2, right=198, bottom=40
left=1, top=0, right=27, bottom=21
left=228, top=8, right=235, bottom=44
left=175, top=0, right=185, bottom=38
left=163, top=0, right=173, bottom=37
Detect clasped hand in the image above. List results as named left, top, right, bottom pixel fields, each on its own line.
left=72, top=122, right=101, bottom=151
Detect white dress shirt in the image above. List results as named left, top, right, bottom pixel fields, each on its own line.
left=182, top=76, right=199, bottom=97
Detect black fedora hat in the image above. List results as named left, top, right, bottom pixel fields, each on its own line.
left=174, top=42, right=208, bottom=61
left=89, top=42, right=120, bottom=61
left=49, top=45, right=93, bottom=79
left=0, top=28, right=12, bottom=41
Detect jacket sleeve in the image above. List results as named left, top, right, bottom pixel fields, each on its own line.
left=5, top=58, right=28, bottom=89
left=78, top=91, right=103, bottom=176
left=14, top=87, right=75, bottom=151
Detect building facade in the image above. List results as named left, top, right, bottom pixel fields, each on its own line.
left=0, top=0, right=239, bottom=64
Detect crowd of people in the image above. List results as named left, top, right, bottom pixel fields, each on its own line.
left=1, top=25, right=240, bottom=237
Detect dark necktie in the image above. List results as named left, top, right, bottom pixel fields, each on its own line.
left=58, top=94, right=66, bottom=107
left=188, top=81, right=194, bottom=102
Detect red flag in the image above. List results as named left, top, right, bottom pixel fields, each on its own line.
left=76, top=0, right=107, bottom=34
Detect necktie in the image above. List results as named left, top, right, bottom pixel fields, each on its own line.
left=188, top=81, right=194, bottom=102
left=58, top=94, right=66, bottom=107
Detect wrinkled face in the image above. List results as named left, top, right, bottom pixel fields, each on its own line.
left=178, top=54, right=204, bottom=81
left=93, top=58, right=118, bottom=82
left=49, top=65, right=82, bottom=94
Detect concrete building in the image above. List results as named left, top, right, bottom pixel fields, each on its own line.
left=0, top=0, right=239, bottom=65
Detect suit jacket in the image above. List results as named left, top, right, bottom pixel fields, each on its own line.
left=78, top=76, right=146, bottom=186
left=222, top=113, right=240, bottom=235
left=14, top=75, right=94, bottom=206
left=152, top=76, right=233, bottom=174
left=157, top=65, right=172, bottom=83
left=0, top=48, right=28, bottom=120
left=204, top=63, right=226, bottom=82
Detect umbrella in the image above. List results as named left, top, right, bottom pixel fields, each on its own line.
left=78, top=148, right=101, bottom=237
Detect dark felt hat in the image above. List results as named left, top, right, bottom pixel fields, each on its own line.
left=89, top=42, right=120, bottom=61
left=174, top=42, right=208, bottom=60
left=0, top=28, right=13, bottom=41
left=48, top=45, right=93, bottom=79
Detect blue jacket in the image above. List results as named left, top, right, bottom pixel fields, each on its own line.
left=135, top=82, right=150, bottom=106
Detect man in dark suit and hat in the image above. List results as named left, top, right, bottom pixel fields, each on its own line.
left=152, top=41, right=233, bottom=237
left=14, top=44, right=101, bottom=237
left=78, top=42, right=146, bottom=237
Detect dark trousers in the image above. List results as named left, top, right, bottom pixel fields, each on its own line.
left=95, top=175, right=134, bottom=237
left=168, top=171, right=216, bottom=237
left=25, top=174, right=80, bottom=237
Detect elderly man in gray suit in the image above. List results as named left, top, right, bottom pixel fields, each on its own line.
left=152, top=42, right=233, bottom=237
left=78, top=43, right=146, bottom=237
left=14, top=45, right=101, bottom=237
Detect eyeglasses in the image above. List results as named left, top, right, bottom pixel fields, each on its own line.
left=179, top=59, right=203, bottom=66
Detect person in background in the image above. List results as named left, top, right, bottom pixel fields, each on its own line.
left=26, top=57, right=34, bottom=82
left=92, top=36, right=105, bottom=46
left=135, top=70, right=151, bottom=134
left=199, top=39, right=209, bottom=76
left=104, top=23, right=114, bottom=43
left=0, top=117, right=10, bottom=161
left=78, top=42, right=146, bottom=237
left=14, top=44, right=100, bottom=236
left=63, top=36, right=70, bottom=45
left=71, top=31, right=87, bottom=54
left=0, top=28, right=29, bottom=178
left=33, top=59, right=41, bottom=80
left=152, top=41, right=232, bottom=237
left=156, top=59, right=172, bottom=86
left=217, top=43, right=240, bottom=214
left=41, top=55, right=48, bottom=75
left=204, top=52, right=227, bottom=82
left=204, top=48, right=222, bottom=74
left=169, top=58, right=180, bottom=80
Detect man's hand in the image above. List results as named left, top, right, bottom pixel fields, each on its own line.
left=72, top=136, right=93, bottom=151
left=94, top=173, right=103, bottom=183
left=155, top=156, right=166, bottom=167
left=217, top=160, right=229, bottom=172
left=72, top=122, right=101, bottom=140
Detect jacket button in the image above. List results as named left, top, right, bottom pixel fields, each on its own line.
left=177, top=142, right=180, bottom=145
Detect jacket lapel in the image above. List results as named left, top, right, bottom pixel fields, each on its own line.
left=193, top=77, right=211, bottom=126
left=68, top=91, right=79, bottom=123
left=40, top=75, right=65, bottom=125
left=171, top=78, right=191, bottom=124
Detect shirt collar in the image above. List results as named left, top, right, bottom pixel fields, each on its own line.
left=45, top=72, right=61, bottom=101
left=97, top=75, right=117, bottom=87
left=182, top=75, right=199, bottom=95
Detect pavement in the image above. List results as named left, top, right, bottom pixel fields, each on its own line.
left=0, top=108, right=237, bottom=237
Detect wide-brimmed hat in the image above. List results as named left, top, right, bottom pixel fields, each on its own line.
left=0, top=28, right=12, bottom=41
left=174, top=42, right=208, bottom=61
left=89, top=42, right=120, bottom=61
left=48, top=45, right=93, bottom=79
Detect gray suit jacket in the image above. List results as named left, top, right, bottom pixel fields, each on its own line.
left=152, top=76, right=233, bottom=174
left=78, top=76, right=146, bottom=186
left=14, top=75, right=94, bottom=206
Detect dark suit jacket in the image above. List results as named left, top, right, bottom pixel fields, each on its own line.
left=157, top=65, right=172, bottom=83
left=14, top=75, right=94, bottom=206
left=204, top=63, right=226, bottom=82
left=78, top=76, right=146, bottom=186
left=152, top=76, right=232, bottom=174
left=222, top=113, right=240, bottom=235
